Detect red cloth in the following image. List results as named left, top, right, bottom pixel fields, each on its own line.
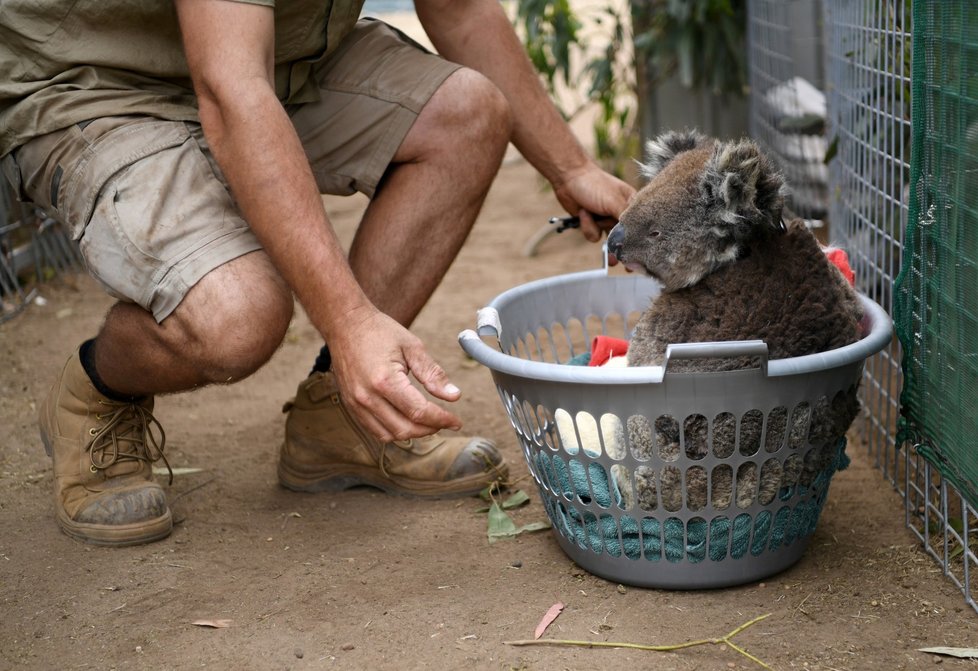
left=824, top=247, right=855, bottom=286
left=588, top=336, right=630, bottom=367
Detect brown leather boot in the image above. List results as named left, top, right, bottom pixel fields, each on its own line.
left=39, top=350, right=172, bottom=546
left=279, top=372, right=508, bottom=497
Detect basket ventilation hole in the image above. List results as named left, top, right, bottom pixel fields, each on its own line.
left=553, top=408, right=579, bottom=455
left=627, top=414, right=654, bottom=461
left=765, top=406, right=788, bottom=453
left=683, top=414, right=709, bottom=460
left=574, top=411, right=601, bottom=457
left=549, top=322, right=572, bottom=363
left=524, top=331, right=540, bottom=362
left=611, top=464, right=633, bottom=511
left=799, top=446, right=822, bottom=488
left=601, top=514, right=623, bottom=557
left=604, top=312, right=626, bottom=339
left=758, top=458, right=783, bottom=505
left=713, top=412, right=737, bottom=458
left=522, top=400, right=543, bottom=445
left=511, top=399, right=531, bottom=439
left=740, top=409, right=763, bottom=456
left=515, top=338, right=529, bottom=362
left=600, top=413, right=626, bottom=459
left=538, top=404, right=558, bottom=451
left=788, top=402, right=811, bottom=449
left=535, top=326, right=556, bottom=363
left=641, top=516, right=662, bottom=562
left=709, top=516, right=731, bottom=561
left=635, top=465, right=658, bottom=512
left=566, top=318, right=587, bottom=358
left=660, top=465, right=683, bottom=512
left=686, top=466, right=708, bottom=511
left=655, top=415, right=680, bottom=461
left=736, top=461, right=758, bottom=509
left=621, top=516, right=641, bottom=560
left=686, top=517, right=708, bottom=563
left=779, top=453, right=803, bottom=500
left=711, top=464, right=734, bottom=510
left=585, top=314, right=604, bottom=346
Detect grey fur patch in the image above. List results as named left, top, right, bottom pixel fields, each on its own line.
left=638, top=130, right=707, bottom=180
left=702, top=139, right=787, bottom=231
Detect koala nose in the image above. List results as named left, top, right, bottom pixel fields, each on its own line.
left=607, top=223, right=625, bottom=262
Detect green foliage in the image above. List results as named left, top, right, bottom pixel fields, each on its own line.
left=513, top=0, right=747, bottom=177
left=632, top=0, right=748, bottom=97
left=515, top=0, right=582, bottom=100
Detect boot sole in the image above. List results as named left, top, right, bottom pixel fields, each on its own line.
left=278, top=450, right=510, bottom=499
left=56, top=507, right=173, bottom=547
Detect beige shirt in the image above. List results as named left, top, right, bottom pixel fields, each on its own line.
left=0, top=0, right=365, bottom=156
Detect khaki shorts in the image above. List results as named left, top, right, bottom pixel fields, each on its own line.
left=4, top=19, right=461, bottom=322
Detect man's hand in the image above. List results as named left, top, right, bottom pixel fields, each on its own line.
left=552, top=164, right=635, bottom=243
left=327, top=307, right=463, bottom=442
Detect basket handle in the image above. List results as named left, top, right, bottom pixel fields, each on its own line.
left=663, top=340, right=769, bottom=375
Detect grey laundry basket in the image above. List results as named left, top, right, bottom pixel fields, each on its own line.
left=458, top=266, right=892, bottom=589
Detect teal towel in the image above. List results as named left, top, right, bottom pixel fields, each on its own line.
left=539, top=439, right=849, bottom=562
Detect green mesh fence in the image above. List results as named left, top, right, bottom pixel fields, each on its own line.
left=895, top=1, right=978, bottom=508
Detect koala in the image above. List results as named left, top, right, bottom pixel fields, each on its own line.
left=606, top=130, right=863, bottom=513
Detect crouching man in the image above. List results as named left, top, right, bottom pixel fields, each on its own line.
left=0, top=0, right=634, bottom=545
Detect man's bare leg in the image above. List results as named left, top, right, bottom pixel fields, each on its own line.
left=348, top=68, right=512, bottom=326
left=94, top=251, right=294, bottom=396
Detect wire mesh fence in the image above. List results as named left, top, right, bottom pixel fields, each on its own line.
left=747, top=0, right=829, bottom=226
left=0, top=181, right=83, bottom=324
left=749, top=0, right=978, bottom=615
left=822, top=0, right=978, bottom=613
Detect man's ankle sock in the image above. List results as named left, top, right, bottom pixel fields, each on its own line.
left=79, top=339, right=139, bottom=402
left=311, top=345, right=331, bottom=375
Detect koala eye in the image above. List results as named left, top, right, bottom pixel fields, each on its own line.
left=649, top=231, right=661, bottom=238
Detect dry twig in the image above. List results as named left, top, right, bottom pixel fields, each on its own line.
left=505, top=612, right=774, bottom=670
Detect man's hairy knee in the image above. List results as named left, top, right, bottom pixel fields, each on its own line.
left=425, top=69, right=512, bottom=145
left=175, top=253, right=293, bottom=381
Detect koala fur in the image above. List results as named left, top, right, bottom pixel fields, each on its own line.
left=606, top=130, right=863, bottom=513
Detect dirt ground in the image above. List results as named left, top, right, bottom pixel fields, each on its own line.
left=1, top=155, right=976, bottom=671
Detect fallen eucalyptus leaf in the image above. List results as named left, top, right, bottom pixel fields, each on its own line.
left=487, top=502, right=550, bottom=543
left=191, top=619, right=232, bottom=629
left=534, top=602, right=565, bottom=639
left=502, top=490, right=530, bottom=509
left=487, top=502, right=518, bottom=541
left=919, top=646, right=978, bottom=659
left=475, top=489, right=532, bottom=513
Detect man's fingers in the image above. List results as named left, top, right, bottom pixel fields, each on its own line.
left=404, top=347, right=462, bottom=403
left=577, top=210, right=601, bottom=242
left=350, top=395, right=445, bottom=443
left=358, top=371, right=463, bottom=439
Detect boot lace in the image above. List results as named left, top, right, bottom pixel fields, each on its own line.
left=88, top=401, right=172, bottom=485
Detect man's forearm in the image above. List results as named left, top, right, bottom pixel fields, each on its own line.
left=196, top=84, right=376, bottom=343
left=415, top=0, right=592, bottom=188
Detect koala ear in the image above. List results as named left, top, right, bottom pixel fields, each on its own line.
left=702, top=139, right=786, bottom=228
left=637, top=130, right=706, bottom=180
